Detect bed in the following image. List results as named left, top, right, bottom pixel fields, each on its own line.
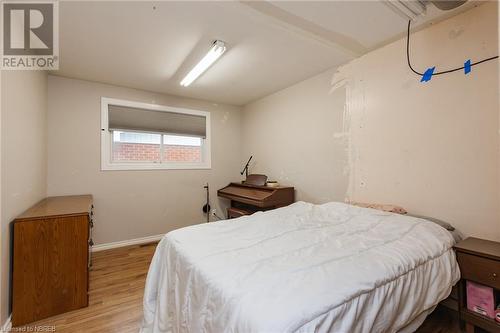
left=141, top=201, right=460, bottom=333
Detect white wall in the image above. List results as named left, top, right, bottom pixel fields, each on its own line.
left=47, top=76, right=242, bottom=245
left=1, top=71, right=48, bottom=324
left=243, top=3, right=499, bottom=241
left=242, top=68, right=349, bottom=203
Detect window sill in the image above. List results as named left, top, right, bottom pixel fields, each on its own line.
left=101, top=162, right=211, bottom=171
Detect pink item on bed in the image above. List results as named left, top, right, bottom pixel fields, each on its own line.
left=466, top=281, right=495, bottom=319
left=347, top=201, right=408, bottom=215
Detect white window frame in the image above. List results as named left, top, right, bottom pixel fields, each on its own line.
left=101, top=97, right=211, bottom=171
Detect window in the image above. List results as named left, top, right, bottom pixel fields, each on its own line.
left=101, top=97, right=210, bottom=170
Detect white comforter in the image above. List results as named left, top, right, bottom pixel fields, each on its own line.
left=141, top=201, right=460, bottom=333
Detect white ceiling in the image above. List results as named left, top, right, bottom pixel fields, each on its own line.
left=53, top=1, right=478, bottom=106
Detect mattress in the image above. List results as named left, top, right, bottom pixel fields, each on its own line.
left=141, top=201, right=460, bottom=333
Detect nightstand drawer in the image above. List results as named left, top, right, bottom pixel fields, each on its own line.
left=457, top=252, right=500, bottom=289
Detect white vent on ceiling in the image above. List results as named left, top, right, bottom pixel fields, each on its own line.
left=383, top=0, right=427, bottom=20
left=384, top=0, right=468, bottom=20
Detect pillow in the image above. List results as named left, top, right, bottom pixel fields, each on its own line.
left=406, top=214, right=455, bottom=231
left=347, top=201, right=408, bottom=215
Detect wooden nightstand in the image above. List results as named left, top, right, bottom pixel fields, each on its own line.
left=454, top=237, right=500, bottom=333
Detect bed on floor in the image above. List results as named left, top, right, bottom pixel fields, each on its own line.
left=141, top=201, right=460, bottom=333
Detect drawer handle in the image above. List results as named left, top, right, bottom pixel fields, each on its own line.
left=493, top=273, right=497, bottom=278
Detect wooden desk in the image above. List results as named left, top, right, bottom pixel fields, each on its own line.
left=218, top=182, right=294, bottom=218
left=454, top=237, right=500, bottom=333
left=12, top=195, right=94, bottom=326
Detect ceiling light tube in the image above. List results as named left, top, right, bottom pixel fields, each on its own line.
left=180, top=40, right=227, bottom=87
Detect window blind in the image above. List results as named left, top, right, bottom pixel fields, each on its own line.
left=108, top=105, right=207, bottom=138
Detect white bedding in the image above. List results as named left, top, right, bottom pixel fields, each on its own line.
left=141, top=201, right=460, bottom=333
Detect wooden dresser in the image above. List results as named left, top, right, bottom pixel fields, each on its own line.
left=454, top=237, right=500, bottom=333
left=12, top=195, right=94, bottom=326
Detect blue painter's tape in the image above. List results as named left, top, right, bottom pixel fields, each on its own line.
left=421, top=67, right=435, bottom=82
left=464, top=59, right=471, bottom=74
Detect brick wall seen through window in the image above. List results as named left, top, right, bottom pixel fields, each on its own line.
left=112, top=131, right=202, bottom=163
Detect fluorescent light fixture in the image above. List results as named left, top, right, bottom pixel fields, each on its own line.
left=180, top=40, right=227, bottom=87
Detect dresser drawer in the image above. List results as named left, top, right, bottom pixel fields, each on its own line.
left=457, top=252, right=500, bottom=289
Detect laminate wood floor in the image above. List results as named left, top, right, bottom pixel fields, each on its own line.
left=14, top=242, right=462, bottom=333
left=14, top=242, right=157, bottom=333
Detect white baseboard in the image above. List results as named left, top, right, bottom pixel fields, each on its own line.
left=92, top=234, right=164, bottom=252
left=2, top=315, right=12, bottom=332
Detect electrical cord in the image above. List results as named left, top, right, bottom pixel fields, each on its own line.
left=212, top=212, right=223, bottom=220
left=406, top=20, right=498, bottom=77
